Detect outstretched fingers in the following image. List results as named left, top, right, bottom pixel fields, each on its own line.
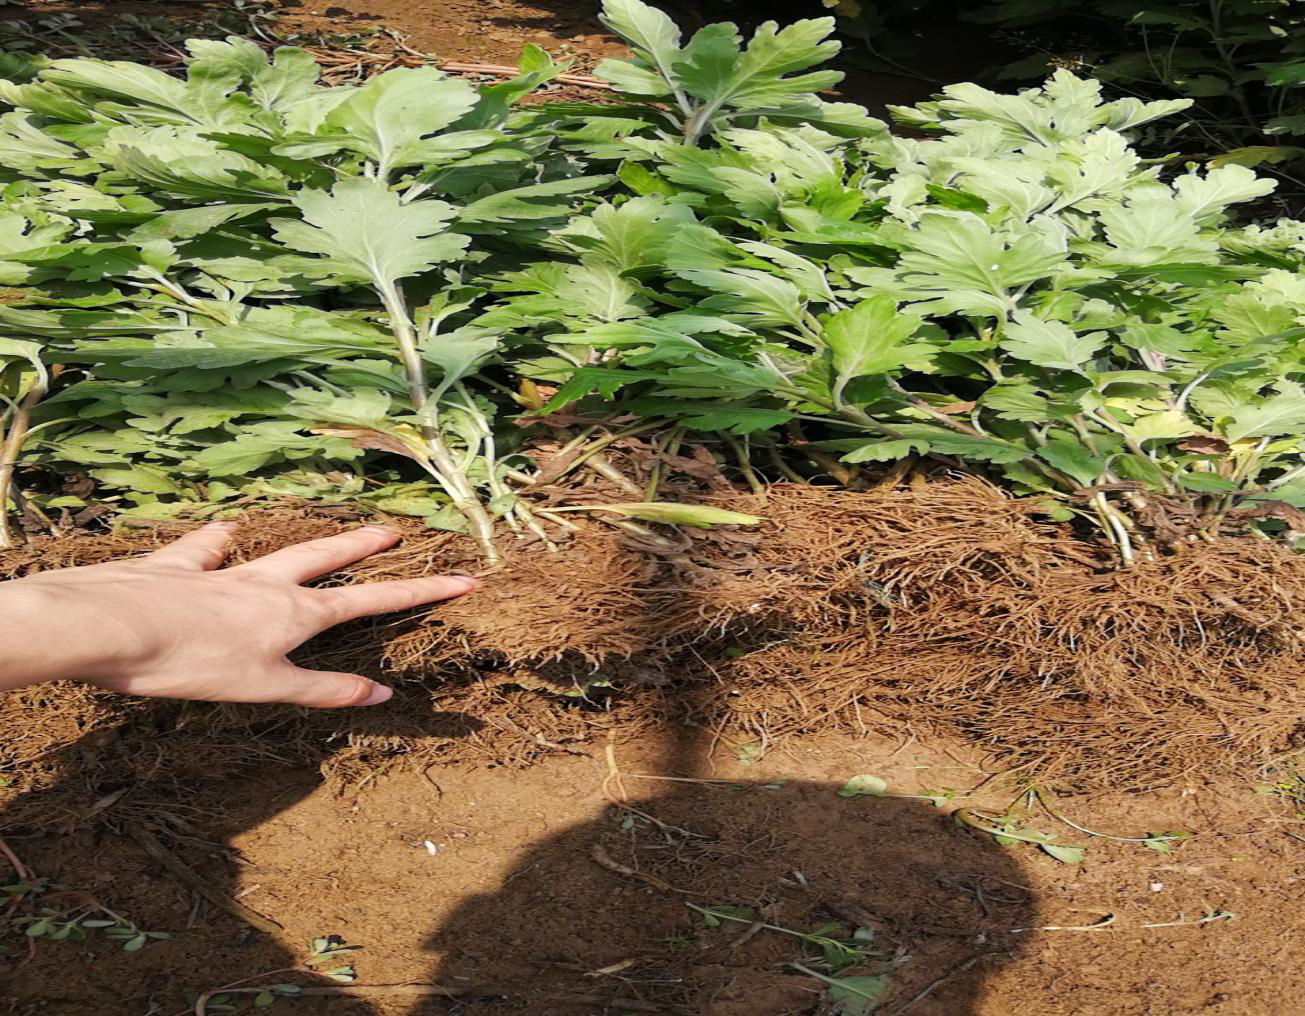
left=146, top=521, right=238, bottom=571
left=235, top=525, right=402, bottom=584
left=317, top=574, right=481, bottom=625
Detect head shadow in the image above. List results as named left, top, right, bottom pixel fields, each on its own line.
left=412, top=677, right=1037, bottom=1016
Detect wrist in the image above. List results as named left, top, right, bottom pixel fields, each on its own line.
left=0, top=579, right=141, bottom=690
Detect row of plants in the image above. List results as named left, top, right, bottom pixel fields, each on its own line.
left=821, top=0, right=1305, bottom=176
left=1, top=0, right=1303, bottom=565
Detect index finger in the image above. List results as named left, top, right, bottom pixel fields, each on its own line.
left=233, top=526, right=402, bottom=584
left=317, top=574, right=481, bottom=624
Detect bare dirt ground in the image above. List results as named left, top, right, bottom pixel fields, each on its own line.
left=4, top=725, right=1303, bottom=1015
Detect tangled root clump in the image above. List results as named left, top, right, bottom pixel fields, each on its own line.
left=1, top=479, right=1302, bottom=822
left=715, top=480, right=1305, bottom=786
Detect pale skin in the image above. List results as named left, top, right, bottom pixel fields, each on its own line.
left=0, top=523, right=479, bottom=707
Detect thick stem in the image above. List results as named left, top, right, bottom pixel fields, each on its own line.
left=583, top=453, right=644, bottom=497
left=0, top=375, right=50, bottom=551
left=1094, top=492, right=1135, bottom=567
left=379, top=283, right=500, bottom=565
left=549, top=420, right=663, bottom=489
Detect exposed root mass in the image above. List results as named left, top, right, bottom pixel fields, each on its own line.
left=2, top=480, right=1302, bottom=830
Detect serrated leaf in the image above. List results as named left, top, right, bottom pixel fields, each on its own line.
left=597, top=0, right=683, bottom=98
left=423, top=326, right=499, bottom=403
left=186, top=38, right=320, bottom=112
left=1122, top=409, right=1197, bottom=443
left=895, top=212, right=1065, bottom=315
left=673, top=267, right=806, bottom=328
left=1225, top=388, right=1305, bottom=441
left=271, top=177, right=468, bottom=288
left=823, top=295, right=931, bottom=400
left=1173, top=165, right=1277, bottom=221
left=1001, top=312, right=1104, bottom=372
left=457, top=175, right=616, bottom=225
left=1036, top=439, right=1104, bottom=487
left=843, top=424, right=1026, bottom=464
left=320, top=67, right=478, bottom=175
left=675, top=17, right=841, bottom=114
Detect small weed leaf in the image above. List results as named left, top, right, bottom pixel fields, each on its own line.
left=734, top=741, right=765, bottom=766
left=695, top=903, right=756, bottom=927
left=253, top=991, right=275, bottom=1007
left=24, top=918, right=51, bottom=937
left=1142, top=831, right=1189, bottom=851
left=954, top=808, right=1088, bottom=863
left=837, top=774, right=888, bottom=797
left=828, top=973, right=890, bottom=1016
left=1040, top=843, right=1087, bottom=864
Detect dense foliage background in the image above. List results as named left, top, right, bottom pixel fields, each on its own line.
left=1, top=0, right=1303, bottom=565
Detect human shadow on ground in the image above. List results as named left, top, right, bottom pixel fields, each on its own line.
left=0, top=676, right=1035, bottom=1016
left=416, top=691, right=1036, bottom=1016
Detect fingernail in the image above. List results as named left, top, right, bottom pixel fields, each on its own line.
left=360, top=524, right=399, bottom=535
left=204, top=521, right=240, bottom=530
left=454, top=576, right=482, bottom=592
left=359, top=682, right=393, bottom=707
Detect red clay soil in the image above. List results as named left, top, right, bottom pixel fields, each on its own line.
left=2, top=728, right=1302, bottom=1015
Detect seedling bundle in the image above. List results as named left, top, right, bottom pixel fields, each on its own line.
left=0, top=0, right=1301, bottom=567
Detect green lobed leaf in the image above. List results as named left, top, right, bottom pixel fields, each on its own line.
left=271, top=177, right=469, bottom=288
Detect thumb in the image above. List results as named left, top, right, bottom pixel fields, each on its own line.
left=266, top=662, right=392, bottom=709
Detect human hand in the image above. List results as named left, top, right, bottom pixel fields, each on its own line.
left=0, top=523, right=478, bottom=707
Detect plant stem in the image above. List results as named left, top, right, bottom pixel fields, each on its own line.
left=887, top=380, right=987, bottom=438
left=1206, top=0, right=1258, bottom=141
left=378, top=282, right=500, bottom=565
left=1034, top=789, right=1184, bottom=845
left=190, top=967, right=301, bottom=1016
left=549, top=420, right=663, bottom=487
left=1094, top=491, right=1135, bottom=566
left=719, top=431, right=766, bottom=498
left=0, top=372, right=51, bottom=551
left=766, top=444, right=808, bottom=485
